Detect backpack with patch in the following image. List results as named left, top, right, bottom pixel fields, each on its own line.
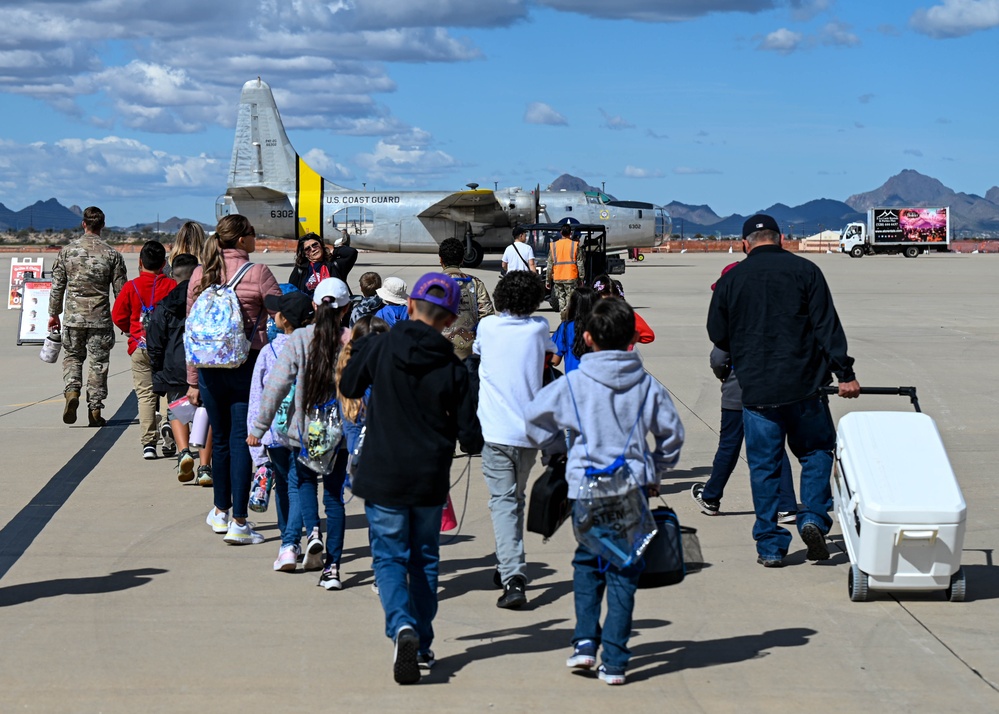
left=442, top=274, right=480, bottom=354
left=132, top=276, right=160, bottom=349
left=184, top=262, right=256, bottom=368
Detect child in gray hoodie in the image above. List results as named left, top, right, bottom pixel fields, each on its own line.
left=524, top=297, right=684, bottom=686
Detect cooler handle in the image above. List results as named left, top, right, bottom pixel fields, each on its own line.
left=821, top=385, right=921, bottom=413
left=895, top=529, right=937, bottom=546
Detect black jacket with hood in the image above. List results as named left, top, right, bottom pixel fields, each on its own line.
left=339, top=319, right=483, bottom=508
left=146, top=280, right=189, bottom=395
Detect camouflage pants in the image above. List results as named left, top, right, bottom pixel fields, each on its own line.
left=552, top=280, right=577, bottom=320
left=62, top=326, right=116, bottom=410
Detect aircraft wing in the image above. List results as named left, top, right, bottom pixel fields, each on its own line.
left=417, top=189, right=509, bottom=225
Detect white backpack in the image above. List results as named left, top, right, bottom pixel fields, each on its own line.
left=184, top=263, right=256, bottom=368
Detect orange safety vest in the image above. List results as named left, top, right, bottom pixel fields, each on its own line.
left=552, top=238, right=579, bottom=282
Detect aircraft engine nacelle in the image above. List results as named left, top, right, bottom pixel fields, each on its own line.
left=500, top=187, right=538, bottom=227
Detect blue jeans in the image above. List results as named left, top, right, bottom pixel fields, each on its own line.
left=198, top=357, right=256, bottom=519
left=743, top=397, right=836, bottom=559
left=293, top=449, right=348, bottom=562
left=366, top=501, right=443, bottom=654
left=704, top=409, right=798, bottom=512
left=572, top=542, right=642, bottom=670
left=268, top=446, right=301, bottom=549
left=481, top=442, right=538, bottom=584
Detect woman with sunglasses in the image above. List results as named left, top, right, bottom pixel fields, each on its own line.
left=289, top=232, right=359, bottom=297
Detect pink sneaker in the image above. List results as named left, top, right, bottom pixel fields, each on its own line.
left=273, top=544, right=299, bottom=572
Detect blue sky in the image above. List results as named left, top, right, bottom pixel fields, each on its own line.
left=0, top=0, right=996, bottom=227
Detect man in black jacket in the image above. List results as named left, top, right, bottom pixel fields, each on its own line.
left=340, top=272, right=482, bottom=685
left=707, top=214, right=859, bottom=568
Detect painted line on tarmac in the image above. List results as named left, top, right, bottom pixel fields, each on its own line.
left=0, top=392, right=137, bottom=582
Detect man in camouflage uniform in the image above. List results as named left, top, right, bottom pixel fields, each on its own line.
left=438, top=237, right=494, bottom=360
left=48, top=206, right=128, bottom=427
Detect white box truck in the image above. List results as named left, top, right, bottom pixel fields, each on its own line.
left=840, top=207, right=950, bottom=258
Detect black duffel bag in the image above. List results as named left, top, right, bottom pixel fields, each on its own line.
left=638, top=506, right=691, bottom=588
left=527, top=454, right=569, bottom=540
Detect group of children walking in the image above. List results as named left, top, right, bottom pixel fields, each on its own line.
left=113, top=226, right=686, bottom=688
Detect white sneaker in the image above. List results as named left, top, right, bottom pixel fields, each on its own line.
left=303, top=527, right=325, bottom=571
left=206, top=508, right=229, bottom=534
left=223, top=520, right=265, bottom=545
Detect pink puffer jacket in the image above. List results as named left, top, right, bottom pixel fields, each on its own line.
left=186, top=248, right=281, bottom=387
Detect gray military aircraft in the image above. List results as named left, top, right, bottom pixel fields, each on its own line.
left=217, top=78, right=669, bottom=267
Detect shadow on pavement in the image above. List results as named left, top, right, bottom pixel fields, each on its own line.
left=0, top=393, right=136, bottom=582
left=0, top=567, right=167, bottom=607
left=627, top=627, right=818, bottom=682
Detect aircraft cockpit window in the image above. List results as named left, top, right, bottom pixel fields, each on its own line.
left=332, top=206, right=374, bottom=236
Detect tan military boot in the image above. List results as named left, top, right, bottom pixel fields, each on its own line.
left=63, top=391, right=80, bottom=425
left=88, top=409, right=106, bottom=428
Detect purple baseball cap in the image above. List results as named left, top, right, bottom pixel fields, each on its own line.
left=410, top=272, right=461, bottom=316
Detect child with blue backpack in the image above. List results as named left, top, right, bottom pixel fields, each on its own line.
left=247, top=290, right=315, bottom=572
left=525, top=297, right=684, bottom=685
left=248, top=278, right=353, bottom=589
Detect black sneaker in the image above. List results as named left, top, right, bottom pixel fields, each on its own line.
left=757, top=556, right=784, bottom=568
left=497, top=575, right=527, bottom=609
left=691, top=483, right=720, bottom=515
left=417, top=650, right=436, bottom=671
left=160, top=421, right=177, bottom=457
left=142, top=444, right=157, bottom=460
left=393, top=626, right=421, bottom=684
left=801, top=523, right=830, bottom=561
left=492, top=567, right=503, bottom=589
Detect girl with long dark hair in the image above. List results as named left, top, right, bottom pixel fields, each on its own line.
left=248, top=278, right=354, bottom=588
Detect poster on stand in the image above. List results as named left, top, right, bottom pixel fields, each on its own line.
left=8, top=258, right=45, bottom=309
left=17, top=279, right=59, bottom=345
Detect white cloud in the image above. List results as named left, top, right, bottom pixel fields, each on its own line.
left=301, top=149, right=354, bottom=181
left=646, top=129, right=669, bottom=139
left=673, top=166, right=722, bottom=175
left=819, top=21, right=860, bottom=46
left=759, top=28, right=804, bottom=53
left=600, top=109, right=635, bottom=130
left=911, top=0, right=999, bottom=38
left=537, top=0, right=776, bottom=22
left=623, top=166, right=664, bottom=178
left=525, top=102, right=568, bottom=126
left=354, top=131, right=461, bottom=185
left=903, top=148, right=924, bottom=157
left=0, top=136, right=225, bottom=204
left=791, top=0, right=833, bottom=21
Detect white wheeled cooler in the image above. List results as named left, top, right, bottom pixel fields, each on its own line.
left=832, top=407, right=967, bottom=602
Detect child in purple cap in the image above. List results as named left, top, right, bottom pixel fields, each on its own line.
left=339, top=271, right=482, bottom=685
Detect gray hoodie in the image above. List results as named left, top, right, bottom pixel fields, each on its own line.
left=524, top=350, right=684, bottom=496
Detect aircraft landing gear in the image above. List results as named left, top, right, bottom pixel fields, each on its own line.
left=463, top=238, right=484, bottom=268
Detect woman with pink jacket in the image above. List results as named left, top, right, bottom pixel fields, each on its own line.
left=187, top=214, right=281, bottom=545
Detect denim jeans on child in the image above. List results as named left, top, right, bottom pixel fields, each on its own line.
left=268, top=445, right=301, bottom=549
left=293, top=449, right=349, bottom=563
left=198, top=358, right=256, bottom=519
left=703, top=408, right=797, bottom=512
left=743, top=396, right=836, bottom=560
left=366, top=501, right=443, bottom=654
left=571, top=542, right=642, bottom=670
left=481, top=443, right=538, bottom=584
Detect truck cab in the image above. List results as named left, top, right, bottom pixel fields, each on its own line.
left=840, top=222, right=867, bottom=258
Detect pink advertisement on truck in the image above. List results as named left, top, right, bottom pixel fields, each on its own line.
left=872, top=208, right=948, bottom=243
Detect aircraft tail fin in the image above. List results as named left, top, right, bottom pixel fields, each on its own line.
left=227, top=78, right=346, bottom=194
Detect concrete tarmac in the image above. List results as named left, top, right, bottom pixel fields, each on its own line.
left=0, top=249, right=997, bottom=713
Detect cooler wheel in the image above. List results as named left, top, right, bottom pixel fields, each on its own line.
left=848, top=564, right=869, bottom=602
left=945, top=568, right=966, bottom=602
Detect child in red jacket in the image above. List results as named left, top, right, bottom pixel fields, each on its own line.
left=112, top=241, right=176, bottom=459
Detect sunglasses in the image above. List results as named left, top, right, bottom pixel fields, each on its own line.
left=303, top=242, right=322, bottom=252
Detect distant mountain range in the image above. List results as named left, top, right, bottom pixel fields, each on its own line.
left=667, top=170, right=999, bottom=237
left=0, top=198, right=82, bottom=231
left=0, top=199, right=212, bottom=234
left=3, top=170, right=997, bottom=237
